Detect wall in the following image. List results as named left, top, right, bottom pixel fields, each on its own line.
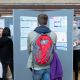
left=0, top=0, right=80, bottom=3
left=13, top=9, right=73, bottom=80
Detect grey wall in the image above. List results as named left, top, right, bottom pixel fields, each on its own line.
left=1, top=0, right=80, bottom=3
left=4, top=17, right=13, bottom=27
left=13, top=9, right=74, bottom=80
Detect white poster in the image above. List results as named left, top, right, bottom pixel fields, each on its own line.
left=0, top=19, right=5, bottom=28
left=49, top=16, right=67, bottom=51
left=20, top=38, right=27, bottom=50
left=20, top=16, right=37, bottom=50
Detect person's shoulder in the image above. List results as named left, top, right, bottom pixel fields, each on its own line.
left=50, top=31, right=57, bottom=37
left=8, top=37, right=13, bottom=41
left=1, top=36, right=9, bottom=40
left=28, top=31, right=37, bottom=37
left=6, top=37, right=13, bottom=43
left=0, top=37, right=13, bottom=45
left=50, top=31, right=56, bottom=34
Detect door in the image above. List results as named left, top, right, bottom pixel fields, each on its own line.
left=13, top=9, right=74, bottom=80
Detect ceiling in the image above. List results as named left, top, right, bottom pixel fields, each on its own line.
left=0, top=4, right=80, bottom=16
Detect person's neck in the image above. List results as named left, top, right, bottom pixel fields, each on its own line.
left=39, top=25, right=47, bottom=27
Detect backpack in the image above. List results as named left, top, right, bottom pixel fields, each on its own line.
left=32, top=33, right=54, bottom=66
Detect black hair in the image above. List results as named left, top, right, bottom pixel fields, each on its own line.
left=38, top=14, right=48, bottom=26
left=2, top=27, right=11, bottom=37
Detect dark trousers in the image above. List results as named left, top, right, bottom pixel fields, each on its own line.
left=73, top=50, right=80, bottom=80
left=2, top=62, right=13, bottom=80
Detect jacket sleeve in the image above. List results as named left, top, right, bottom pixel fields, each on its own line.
left=9, top=39, right=13, bottom=61
left=54, top=33, right=57, bottom=45
left=54, top=34, right=57, bottom=50
left=52, top=32, right=57, bottom=50
left=0, top=37, right=9, bottom=47
left=27, top=35, right=31, bottom=54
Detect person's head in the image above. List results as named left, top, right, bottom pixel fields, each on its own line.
left=0, top=28, right=3, bottom=38
left=38, top=14, right=48, bottom=26
left=2, top=27, right=11, bottom=37
left=73, top=20, right=78, bottom=30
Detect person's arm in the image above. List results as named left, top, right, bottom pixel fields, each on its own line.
left=8, top=39, right=13, bottom=61
left=73, top=30, right=80, bottom=46
left=27, top=35, right=31, bottom=54
left=73, top=41, right=77, bottom=47
left=74, top=40, right=80, bottom=46
left=77, top=32, right=80, bottom=45
left=54, top=33, right=57, bottom=50
left=27, top=35, right=32, bottom=71
left=78, top=40, right=80, bottom=45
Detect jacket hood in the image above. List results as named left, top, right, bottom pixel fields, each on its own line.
left=34, top=26, right=51, bottom=34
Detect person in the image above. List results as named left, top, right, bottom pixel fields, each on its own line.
left=73, top=20, right=80, bottom=80
left=0, top=61, right=3, bottom=80
left=0, top=27, right=13, bottom=80
left=0, top=28, right=3, bottom=80
left=0, top=28, right=3, bottom=38
left=27, top=14, right=57, bottom=80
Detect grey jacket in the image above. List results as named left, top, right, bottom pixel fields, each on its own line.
left=27, top=31, right=57, bottom=70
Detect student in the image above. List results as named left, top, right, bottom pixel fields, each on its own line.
left=73, top=20, right=80, bottom=80
left=27, top=14, right=57, bottom=80
left=0, top=27, right=13, bottom=80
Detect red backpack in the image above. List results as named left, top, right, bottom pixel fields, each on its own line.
left=32, top=33, right=54, bottom=66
